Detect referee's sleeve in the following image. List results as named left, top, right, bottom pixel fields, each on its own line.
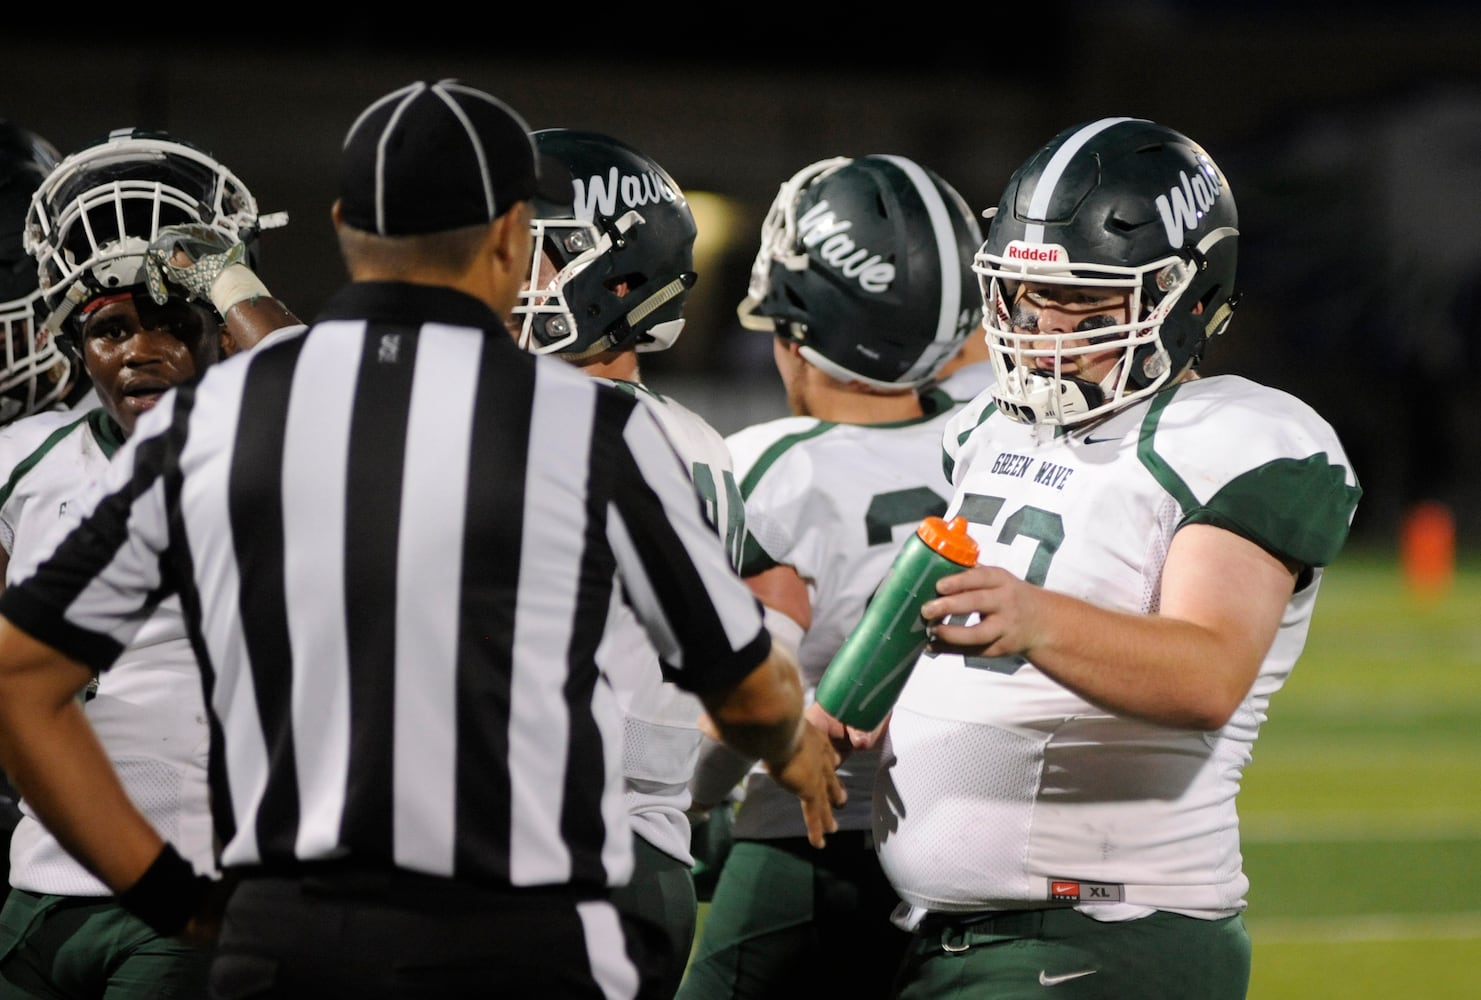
left=606, top=402, right=770, bottom=696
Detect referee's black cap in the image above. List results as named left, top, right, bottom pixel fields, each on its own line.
left=337, top=79, right=573, bottom=237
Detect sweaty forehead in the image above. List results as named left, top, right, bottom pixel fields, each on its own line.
left=81, top=289, right=214, bottom=331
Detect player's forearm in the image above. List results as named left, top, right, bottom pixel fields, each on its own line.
left=1014, top=590, right=1252, bottom=729
left=1023, top=525, right=1291, bottom=728
left=927, top=565, right=1271, bottom=730
left=0, top=684, right=165, bottom=889
left=0, top=620, right=166, bottom=893
left=689, top=734, right=758, bottom=811
left=223, top=298, right=303, bottom=352
left=700, top=646, right=806, bottom=768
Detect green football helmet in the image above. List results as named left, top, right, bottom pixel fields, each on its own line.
left=976, top=118, right=1240, bottom=425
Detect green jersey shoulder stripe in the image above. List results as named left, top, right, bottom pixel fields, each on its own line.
left=1139, top=384, right=1361, bottom=567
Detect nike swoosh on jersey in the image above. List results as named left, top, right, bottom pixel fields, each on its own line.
left=1081, top=435, right=1119, bottom=445
left=1039, top=969, right=1099, bottom=986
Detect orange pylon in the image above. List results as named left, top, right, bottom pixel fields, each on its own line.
left=1399, top=500, right=1456, bottom=600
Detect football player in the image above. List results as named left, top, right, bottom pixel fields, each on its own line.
left=679, top=153, right=983, bottom=999
left=0, top=128, right=297, bottom=999
left=511, top=127, right=744, bottom=1000
left=0, top=117, right=84, bottom=897
left=864, top=118, right=1362, bottom=999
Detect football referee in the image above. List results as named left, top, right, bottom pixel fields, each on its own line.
left=0, top=80, right=844, bottom=1000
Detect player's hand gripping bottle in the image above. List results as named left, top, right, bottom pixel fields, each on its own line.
left=814, top=515, right=978, bottom=731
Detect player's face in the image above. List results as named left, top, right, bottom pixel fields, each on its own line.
left=1008, top=282, right=1132, bottom=386
left=79, top=291, right=225, bottom=437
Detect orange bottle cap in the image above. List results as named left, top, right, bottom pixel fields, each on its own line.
left=917, top=515, right=979, bottom=566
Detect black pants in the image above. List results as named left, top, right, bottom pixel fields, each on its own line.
left=209, top=870, right=653, bottom=999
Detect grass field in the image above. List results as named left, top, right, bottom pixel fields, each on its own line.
left=1241, top=545, right=1481, bottom=998
left=690, top=545, right=1481, bottom=997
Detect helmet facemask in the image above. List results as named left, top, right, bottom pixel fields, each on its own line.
left=513, top=215, right=607, bottom=355
left=736, top=156, right=851, bottom=343
left=1, top=120, right=73, bottom=420
left=25, top=132, right=267, bottom=348
left=0, top=286, right=73, bottom=423
left=977, top=243, right=1210, bottom=426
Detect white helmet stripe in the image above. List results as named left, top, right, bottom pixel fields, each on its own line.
left=878, top=154, right=963, bottom=384
left=1024, top=118, right=1142, bottom=244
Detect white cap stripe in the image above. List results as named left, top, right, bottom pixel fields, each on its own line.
left=373, top=83, right=427, bottom=236
left=430, top=84, right=495, bottom=222
left=444, top=81, right=538, bottom=220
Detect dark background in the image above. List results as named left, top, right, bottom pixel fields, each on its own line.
left=5, top=4, right=1479, bottom=548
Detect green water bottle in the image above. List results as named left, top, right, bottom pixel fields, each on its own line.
left=815, top=515, right=979, bottom=730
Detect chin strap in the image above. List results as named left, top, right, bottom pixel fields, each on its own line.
left=37, top=281, right=94, bottom=347
left=1204, top=294, right=1238, bottom=340
left=628, top=274, right=695, bottom=353
left=992, top=368, right=1105, bottom=425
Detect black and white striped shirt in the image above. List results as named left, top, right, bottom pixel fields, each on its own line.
left=0, top=281, right=771, bottom=894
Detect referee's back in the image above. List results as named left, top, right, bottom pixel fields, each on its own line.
left=185, top=287, right=780, bottom=889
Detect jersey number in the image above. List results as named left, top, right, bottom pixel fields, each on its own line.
left=865, top=487, right=948, bottom=546
left=930, top=491, right=1065, bottom=674
left=690, top=462, right=746, bottom=570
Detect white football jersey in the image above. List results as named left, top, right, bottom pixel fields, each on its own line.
left=928, top=358, right=995, bottom=408
left=875, top=374, right=1360, bottom=918
left=722, top=389, right=963, bottom=838
left=598, top=379, right=744, bottom=865
left=0, top=408, right=216, bottom=894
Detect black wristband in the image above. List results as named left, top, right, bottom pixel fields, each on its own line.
left=117, top=843, right=210, bottom=936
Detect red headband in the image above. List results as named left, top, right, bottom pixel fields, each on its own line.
left=79, top=292, right=136, bottom=316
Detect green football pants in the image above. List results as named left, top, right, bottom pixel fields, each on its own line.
left=0, top=887, right=209, bottom=999
left=611, top=833, right=699, bottom=1000
left=894, top=907, right=1251, bottom=999
left=677, top=834, right=908, bottom=999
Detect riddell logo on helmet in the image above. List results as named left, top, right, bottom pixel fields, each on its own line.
left=797, top=201, right=894, bottom=293
left=573, top=167, right=676, bottom=222
left=1004, top=242, right=1067, bottom=263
